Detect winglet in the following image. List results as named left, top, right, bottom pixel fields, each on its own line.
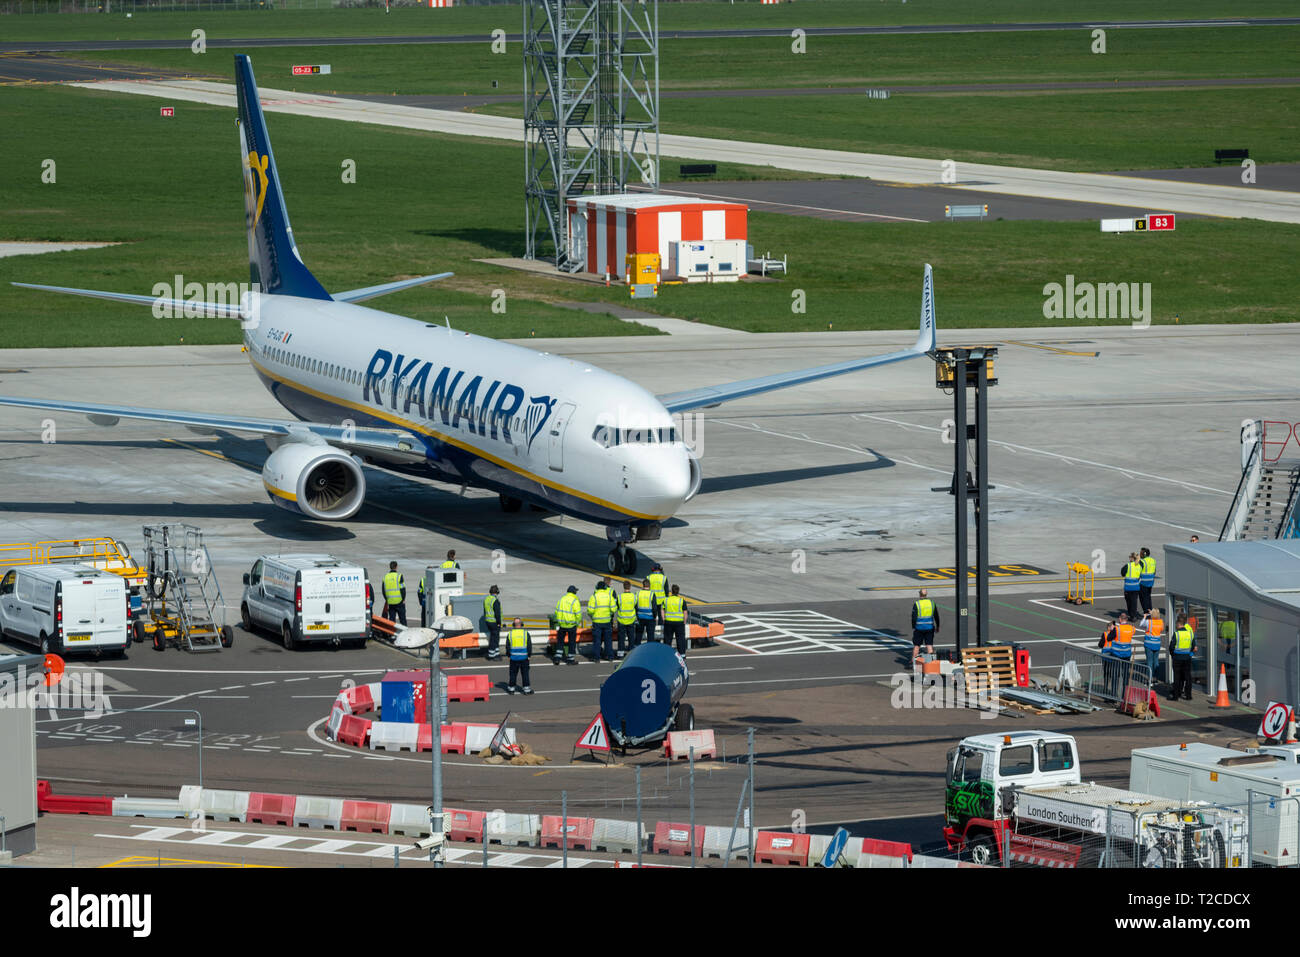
left=915, top=263, right=937, bottom=355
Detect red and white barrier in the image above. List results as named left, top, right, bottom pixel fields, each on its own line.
left=293, top=796, right=344, bottom=830
left=341, top=800, right=391, bottom=834
left=664, top=729, right=717, bottom=760
left=541, top=815, right=596, bottom=850
left=447, top=807, right=487, bottom=843
left=369, top=721, right=420, bottom=752
left=653, top=821, right=704, bottom=856
left=247, top=792, right=297, bottom=827
left=855, top=838, right=913, bottom=868
left=755, top=831, right=811, bottom=866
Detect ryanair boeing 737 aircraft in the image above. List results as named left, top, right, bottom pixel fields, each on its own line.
left=4, top=55, right=937, bottom=574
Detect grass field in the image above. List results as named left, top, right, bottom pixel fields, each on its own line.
left=52, top=26, right=1300, bottom=97
left=4, top=84, right=1297, bottom=348
left=2, top=1, right=1296, bottom=44
left=647, top=87, right=1300, bottom=171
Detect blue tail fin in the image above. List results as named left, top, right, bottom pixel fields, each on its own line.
left=234, top=54, right=332, bottom=301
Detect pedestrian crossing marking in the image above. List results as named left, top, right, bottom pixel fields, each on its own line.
left=711, top=610, right=909, bottom=655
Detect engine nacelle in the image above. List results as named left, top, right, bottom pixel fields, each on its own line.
left=262, top=441, right=366, bottom=520
left=685, top=451, right=703, bottom=502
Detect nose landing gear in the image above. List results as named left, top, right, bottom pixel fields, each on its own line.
left=607, top=543, right=638, bottom=575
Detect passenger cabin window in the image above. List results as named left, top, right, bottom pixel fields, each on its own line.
left=1038, top=740, right=1074, bottom=773
left=998, top=745, right=1035, bottom=777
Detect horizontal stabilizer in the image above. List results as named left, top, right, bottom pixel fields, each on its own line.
left=11, top=282, right=249, bottom=319
left=332, top=272, right=454, bottom=304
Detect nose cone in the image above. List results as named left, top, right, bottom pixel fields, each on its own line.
left=631, top=445, right=692, bottom=517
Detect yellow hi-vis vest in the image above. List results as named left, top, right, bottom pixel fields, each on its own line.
left=1173, top=626, right=1194, bottom=655
left=382, top=571, right=404, bottom=605
left=508, top=627, right=530, bottom=659
left=664, top=594, right=685, bottom=622
left=636, top=589, right=655, bottom=619
left=914, top=598, right=935, bottom=630
left=617, top=591, right=638, bottom=625
left=483, top=594, right=499, bottom=624
left=555, top=593, right=581, bottom=627
left=440, top=560, right=459, bottom=569
left=588, top=588, right=614, bottom=624
left=647, top=571, right=667, bottom=603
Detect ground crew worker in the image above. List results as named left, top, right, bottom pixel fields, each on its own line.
left=663, top=584, right=688, bottom=655
left=647, top=563, right=668, bottom=626
left=616, top=581, right=638, bottom=657
left=483, top=584, right=502, bottom=659
left=1098, top=613, right=1133, bottom=699
left=417, top=576, right=426, bottom=622
left=1169, top=613, right=1196, bottom=701
left=554, top=585, right=582, bottom=665
left=1218, top=615, right=1237, bottom=658
left=1138, top=547, right=1156, bottom=615
left=1140, top=608, right=1165, bottom=685
left=588, top=580, right=615, bottom=661
left=440, top=550, right=460, bottom=569
left=381, top=561, right=407, bottom=626
left=635, top=578, right=657, bottom=645
left=1122, top=552, right=1142, bottom=620
left=505, top=618, right=533, bottom=695
left=911, top=588, right=939, bottom=664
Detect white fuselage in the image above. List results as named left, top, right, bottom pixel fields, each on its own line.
left=241, top=295, right=692, bottom=528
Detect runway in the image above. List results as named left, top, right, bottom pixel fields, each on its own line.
left=64, top=77, right=1300, bottom=222
left=4, top=17, right=1296, bottom=54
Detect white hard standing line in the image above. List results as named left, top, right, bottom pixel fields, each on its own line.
left=68, top=79, right=1300, bottom=224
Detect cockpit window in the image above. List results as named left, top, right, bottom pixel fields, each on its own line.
left=592, top=424, right=679, bottom=448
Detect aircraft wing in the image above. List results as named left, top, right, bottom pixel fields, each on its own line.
left=0, top=395, right=428, bottom=464
left=657, top=264, right=937, bottom=414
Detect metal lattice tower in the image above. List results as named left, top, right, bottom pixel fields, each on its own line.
left=523, top=0, right=659, bottom=270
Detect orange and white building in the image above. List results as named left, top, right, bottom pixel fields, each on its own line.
left=565, top=194, right=749, bottom=283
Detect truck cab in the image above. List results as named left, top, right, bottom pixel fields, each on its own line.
left=944, top=731, right=1081, bottom=863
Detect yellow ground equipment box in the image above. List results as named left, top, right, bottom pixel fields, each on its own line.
left=625, top=252, right=661, bottom=286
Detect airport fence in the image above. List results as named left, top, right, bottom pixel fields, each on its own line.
left=1058, top=645, right=1153, bottom=707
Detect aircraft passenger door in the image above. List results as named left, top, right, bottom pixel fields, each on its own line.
left=548, top=402, right=576, bottom=472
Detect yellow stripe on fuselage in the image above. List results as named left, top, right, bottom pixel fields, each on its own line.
left=247, top=355, right=667, bottom=522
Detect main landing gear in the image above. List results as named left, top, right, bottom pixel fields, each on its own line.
left=607, top=543, right=638, bottom=575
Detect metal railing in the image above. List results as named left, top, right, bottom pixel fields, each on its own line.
left=1221, top=436, right=1262, bottom=541
left=1058, top=645, right=1152, bottom=705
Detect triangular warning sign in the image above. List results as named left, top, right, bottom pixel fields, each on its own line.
left=576, top=712, right=610, bottom=753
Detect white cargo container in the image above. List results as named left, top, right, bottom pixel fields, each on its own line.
left=1130, top=742, right=1300, bottom=866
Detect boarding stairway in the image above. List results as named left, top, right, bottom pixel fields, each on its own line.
left=140, top=524, right=228, bottom=652
left=1220, top=420, right=1300, bottom=541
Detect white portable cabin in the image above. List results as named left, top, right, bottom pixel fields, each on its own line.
left=1130, top=742, right=1300, bottom=865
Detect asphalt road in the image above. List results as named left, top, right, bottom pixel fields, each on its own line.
left=3, top=16, right=1298, bottom=54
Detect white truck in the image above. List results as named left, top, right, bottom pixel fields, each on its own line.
left=0, top=563, right=130, bottom=658
left=944, top=731, right=1246, bottom=867
left=1131, top=742, right=1300, bottom=866
left=240, top=555, right=371, bottom=649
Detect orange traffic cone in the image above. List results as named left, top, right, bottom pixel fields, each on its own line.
left=1212, top=664, right=1232, bottom=708
left=1287, top=709, right=1297, bottom=745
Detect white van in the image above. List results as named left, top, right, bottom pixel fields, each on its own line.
left=240, top=555, right=371, bottom=650
left=0, top=563, right=130, bottom=658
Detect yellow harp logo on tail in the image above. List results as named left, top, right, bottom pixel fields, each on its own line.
left=245, top=151, right=270, bottom=227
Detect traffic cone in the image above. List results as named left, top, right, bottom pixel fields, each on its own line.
left=1212, top=664, right=1231, bottom=708
left=1287, top=709, right=1297, bottom=744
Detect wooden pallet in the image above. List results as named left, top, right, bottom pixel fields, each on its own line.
left=961, top=645, right=1017, bottom=693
